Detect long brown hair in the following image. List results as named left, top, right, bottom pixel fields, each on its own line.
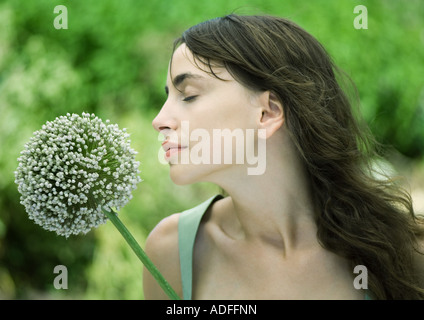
left=172, top=14, right=424, bottom=299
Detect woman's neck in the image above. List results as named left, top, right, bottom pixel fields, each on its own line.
left=210, top=131, right=319, bottom=255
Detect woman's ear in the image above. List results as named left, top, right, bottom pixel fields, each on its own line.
left=258, top=91, right=284, bottom=139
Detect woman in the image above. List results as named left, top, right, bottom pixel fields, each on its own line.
left=144, top=14, right=424, bottom=299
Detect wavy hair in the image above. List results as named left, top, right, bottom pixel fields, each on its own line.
left=171, top=14, right=424, bottom=299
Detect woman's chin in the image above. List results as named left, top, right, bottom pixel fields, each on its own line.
left=168, top=164, right=199, bottom=186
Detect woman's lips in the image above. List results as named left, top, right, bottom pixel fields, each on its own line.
left=165, top=147, right=186, bottom=158
left=162, top=141, right=187, bottom=159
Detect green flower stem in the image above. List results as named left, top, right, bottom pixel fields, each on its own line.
left=103, top=208, right=180, bottom=300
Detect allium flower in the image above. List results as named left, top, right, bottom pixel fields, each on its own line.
left=14, top=112, right=142, bottom=237
left=14, top=112, right=180, bottom=300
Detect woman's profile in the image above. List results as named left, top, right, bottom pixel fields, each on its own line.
left=144, top=14, right=424, bottom=300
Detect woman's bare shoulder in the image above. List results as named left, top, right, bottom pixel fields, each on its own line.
left=147, top=213, right=180, bottom=246
left=143, top=213, right=182, bottom=299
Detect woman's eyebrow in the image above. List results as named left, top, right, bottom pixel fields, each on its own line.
left=164, top=72, right=205, bottom=95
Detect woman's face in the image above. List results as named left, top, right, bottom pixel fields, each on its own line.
left=152, top=44, right=263, bottom=185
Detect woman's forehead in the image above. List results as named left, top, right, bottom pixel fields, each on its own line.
left=169, top=44, right=198, bottom=74
left=168, top=43, right=232, bottom=82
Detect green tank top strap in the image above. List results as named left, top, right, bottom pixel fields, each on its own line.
left=178, top=194, right=223, bottom=300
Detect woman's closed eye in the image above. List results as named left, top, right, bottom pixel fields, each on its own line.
left=182, top=95, right=198, bottom=102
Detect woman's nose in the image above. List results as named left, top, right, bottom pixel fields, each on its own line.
left=152, top=102, right=178, bottom=133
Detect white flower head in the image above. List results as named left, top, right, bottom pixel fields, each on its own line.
left=14, top=113, right=142, bottom=237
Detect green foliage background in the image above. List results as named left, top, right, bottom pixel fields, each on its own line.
left=0, top=0, right=423, bottom=299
